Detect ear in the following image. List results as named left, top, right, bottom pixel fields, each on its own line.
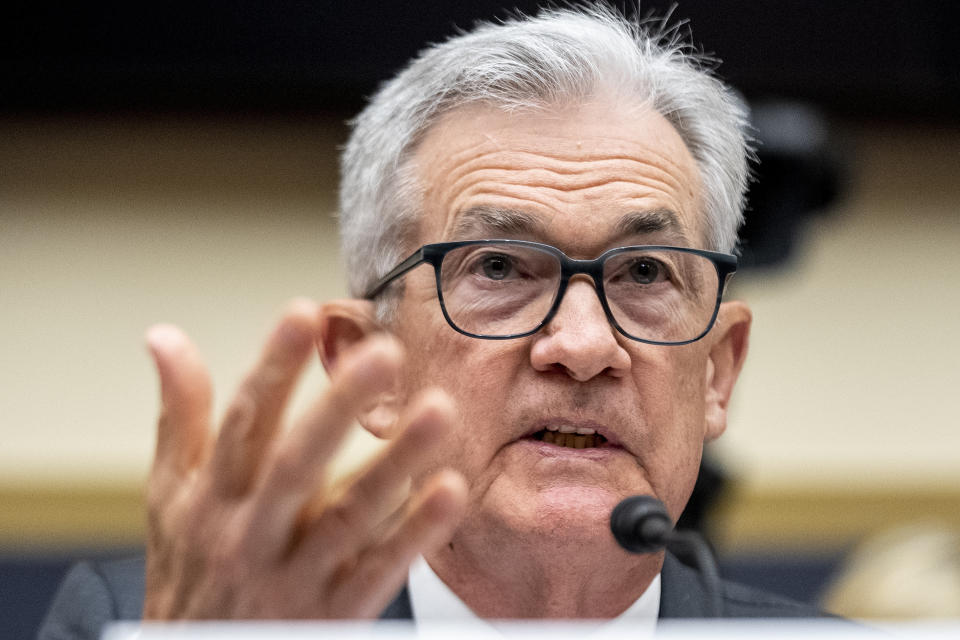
left=703, top=300, right=752, bottom=441
left=317, top=299, right=403, bottom=439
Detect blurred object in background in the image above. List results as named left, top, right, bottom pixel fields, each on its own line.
left=821, top=523, right=960, bottom=619
left=739, top=100, right=845, bottom=270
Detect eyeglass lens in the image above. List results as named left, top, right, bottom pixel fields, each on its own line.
left=438, top=243, right=720, bottom=342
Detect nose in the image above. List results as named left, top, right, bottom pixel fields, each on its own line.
left=529, top=279, right=632, bottom=381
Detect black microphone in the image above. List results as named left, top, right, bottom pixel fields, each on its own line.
left=610, top=495, right=724, bottom=617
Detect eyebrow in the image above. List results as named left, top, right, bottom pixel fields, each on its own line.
left=613, top=208, right=689, bottom=244
left=451, top=206, right=547, bottom=239
left=450, top=205, right=691, bottom=245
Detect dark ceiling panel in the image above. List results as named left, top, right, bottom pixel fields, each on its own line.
left=3, top=1, right=957, bottom=120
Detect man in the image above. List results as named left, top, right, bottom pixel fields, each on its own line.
left=41, top=5, right=822, bottom=638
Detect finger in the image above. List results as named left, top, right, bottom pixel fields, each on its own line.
left=316, top=389, right=457, bottom=552
left=317, top=469, right=468, bottom=618
left=146, top=324, right=213, bottom=478
left=245, top=335, right=404, bottom=553
left=209, top=298, right=319, bottom=497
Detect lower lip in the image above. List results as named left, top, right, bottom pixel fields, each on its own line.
left=516, top=437, right=624, bottom=460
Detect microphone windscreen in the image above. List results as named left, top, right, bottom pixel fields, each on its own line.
left=610, top=495, right=672, bottom=554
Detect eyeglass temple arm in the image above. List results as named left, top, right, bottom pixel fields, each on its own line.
left=362, top=249, right=427, bottom=299
left=718, top=257, right=737, bottom=297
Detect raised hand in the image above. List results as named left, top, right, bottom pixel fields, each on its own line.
left=143, top=299, right=467, bottom=619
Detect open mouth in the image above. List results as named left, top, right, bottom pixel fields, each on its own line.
left=533, top=428, right=608, bottom=449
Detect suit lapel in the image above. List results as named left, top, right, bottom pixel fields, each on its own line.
left=379, top=586, right=413, bottom=620
left=659, top=552, right=710, bottom=618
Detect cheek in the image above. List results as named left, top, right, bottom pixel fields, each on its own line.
left=626, top=349, right=705, bottom=436
left=634, top=348, right=709, bottom=516
left=394, top=314, right=525, bottom=476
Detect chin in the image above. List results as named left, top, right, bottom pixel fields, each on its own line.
left=507, top=485, right=623, bottom=544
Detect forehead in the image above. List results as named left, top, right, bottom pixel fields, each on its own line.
left=409, top=99, right=704, bottom=252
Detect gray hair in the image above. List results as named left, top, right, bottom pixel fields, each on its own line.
left=339, top=4, right=752, bottom=301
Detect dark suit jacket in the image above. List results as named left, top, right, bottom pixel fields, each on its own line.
left=38, top=553, right=823, bottom=639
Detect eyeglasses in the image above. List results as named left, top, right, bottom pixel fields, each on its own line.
left=364, top=240, right=737, bottom=345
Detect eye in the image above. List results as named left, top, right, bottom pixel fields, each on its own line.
left=628, top=258, right=665, bottom=284
left=480, top=254, right=514, bottom=280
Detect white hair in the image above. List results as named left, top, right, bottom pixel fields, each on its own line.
left=339, top=3, right=752, bottom=300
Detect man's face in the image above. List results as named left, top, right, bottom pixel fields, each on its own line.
left=391, top=99, right=726, bottom=547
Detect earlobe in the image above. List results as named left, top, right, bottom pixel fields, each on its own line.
left=317, top=299, right=404, bottom=439
left=703, top=300, right=752, bottom=441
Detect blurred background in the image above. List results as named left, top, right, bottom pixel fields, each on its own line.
left=2, top=1, right=959, bottom=637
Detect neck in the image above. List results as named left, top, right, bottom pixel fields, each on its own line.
left=425, top=521, right=663, bottom=619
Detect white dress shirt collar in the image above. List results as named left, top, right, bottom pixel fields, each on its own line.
left=408, top=555, right=660, bottom=637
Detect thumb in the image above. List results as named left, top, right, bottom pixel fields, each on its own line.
left=146, top=324, right=213, bottom=475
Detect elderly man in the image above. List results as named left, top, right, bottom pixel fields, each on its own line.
left=41, top=6, right=822, bottom=638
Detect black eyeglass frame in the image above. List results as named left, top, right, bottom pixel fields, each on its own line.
left=363, top=239, right=738, bottom=346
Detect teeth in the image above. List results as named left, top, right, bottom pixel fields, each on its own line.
left=544, top=424, right=597, bottom=435
left=537, top=431, right=602, bottom=448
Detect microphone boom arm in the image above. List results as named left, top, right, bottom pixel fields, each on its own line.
left=610, top=495, right=724, bottom=618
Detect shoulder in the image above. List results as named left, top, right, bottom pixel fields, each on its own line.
left=660, top=552, right=826, bottom=619
left=38, top=556, right=145, bottom=640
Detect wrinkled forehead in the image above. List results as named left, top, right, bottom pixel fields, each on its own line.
left=407, top=100, right=706, bottom=251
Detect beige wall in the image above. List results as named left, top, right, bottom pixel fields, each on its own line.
left=2, top=115, right=958, bottom=550
left=722, top=123, right=960, bottom=490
